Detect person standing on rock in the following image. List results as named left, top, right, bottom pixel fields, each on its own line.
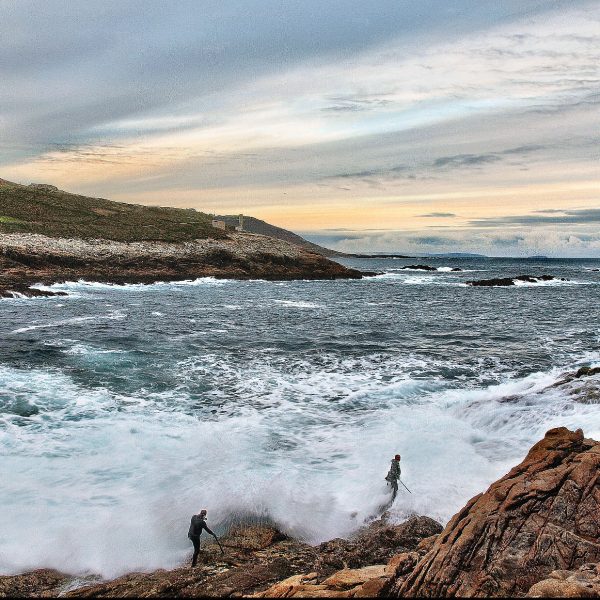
left=385, top=454, right=401, bottom=502
left=188, top=509, right=216, bottom=567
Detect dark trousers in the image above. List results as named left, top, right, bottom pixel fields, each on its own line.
left=391, top=481, right=398, bottom=502
left=190, top=535, right=201, bottom=566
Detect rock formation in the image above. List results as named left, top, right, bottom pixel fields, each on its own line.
left=0, top=231, right=363, bottom=299
left=401, top=265, right=437, bottom=271
left=526, top=563, right=600, bottom=598
left=389, top=427, right=600, bottom=597
left=0, top=518, right=440, bottom=597
left=466, top=274, right=566, bottom=286
left=315, top=516, right=441, bottom=573
left=252, top=520, right=441, bottom=599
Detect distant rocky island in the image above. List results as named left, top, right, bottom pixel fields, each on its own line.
left=0, top=179, right=363, bottom=298
left=467, top=274, right=567, bottom=286
left=1, top=426, right=597, bottom=597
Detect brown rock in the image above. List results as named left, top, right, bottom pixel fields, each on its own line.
left=414, top=535, right=438, bottom=556
left=352, top=577, right=389, bottom=597
left=316, top=515, right=442, bottom=572
left=390, top=427, right=600, bottom=597
left=526, top=563, right=600, bottom=598
left=384, top=552, right=419, bottom=577
left=224, top=525, right=287, bottom=551
left=289, top=587, right=352, bottom=598
left=527, top=579, right=596, bottom=598
left=0, top=569, right=70, bottom=598
left=321, top=565, right=386, bottom=589
left=252, top=573, right=316, bottom=598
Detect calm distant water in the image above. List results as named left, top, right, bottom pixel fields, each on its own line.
left=1, top=256, right=600, bottom=576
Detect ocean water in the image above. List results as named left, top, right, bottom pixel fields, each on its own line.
left=1, top=256, right=600, bottom=577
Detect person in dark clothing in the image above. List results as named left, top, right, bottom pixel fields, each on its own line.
left=385, top=454, right=402, bottom=502
left=188, top=509, right=216, bottom=567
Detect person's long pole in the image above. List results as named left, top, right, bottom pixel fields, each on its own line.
left=400, top=480, right=412, bottom=494
left=213, top=534, right=225, bottom=554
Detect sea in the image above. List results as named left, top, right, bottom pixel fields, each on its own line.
left=1, top=256, right=599, bottom=577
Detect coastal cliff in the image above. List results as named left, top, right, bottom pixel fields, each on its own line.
left=1, top=428, right=597, bottom=598
left=0, top=179, right=362, bottom=297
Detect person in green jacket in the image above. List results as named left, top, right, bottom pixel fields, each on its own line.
left=385, top=454, right=401, bottom=501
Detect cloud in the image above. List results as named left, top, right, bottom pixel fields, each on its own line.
left=468, top=208, right=600, bottom=227
left=304, top=226, right=600, bottom=257
left=432, top=144, right=546, bottom=169
left=432, top=154, right=501, bottom=168
left=419, top=212, right=457, bottom=218
left=322, top=143, right=549, bottom=188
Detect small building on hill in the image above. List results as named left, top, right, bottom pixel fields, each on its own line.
left=235, top=214, right=245, bottom=232
left=211, top=219, right=227, bottom=230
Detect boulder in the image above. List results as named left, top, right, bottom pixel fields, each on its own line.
left=251, top=573, right=318, bottom=597
left=526, top=563, right=600, bottom=598
left=223, top=525, right=287, bottom=550
left=316, top=516, right=442, bottom=572
left=384, top=552, right=419, bottom=577
left=321, top=565, right=386, bottom=589
left=390, top=427, right=600, bottom=597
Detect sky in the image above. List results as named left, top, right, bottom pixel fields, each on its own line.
left=1, top=1, right=599, bottom=256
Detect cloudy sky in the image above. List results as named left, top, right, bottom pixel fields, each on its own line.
left=1, top=1, right=599, bottom=256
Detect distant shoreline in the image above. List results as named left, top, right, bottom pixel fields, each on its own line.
left=0, top=232, right=364, bottom=299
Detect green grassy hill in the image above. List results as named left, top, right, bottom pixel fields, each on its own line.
left=0, top=179, right=225, bottom=242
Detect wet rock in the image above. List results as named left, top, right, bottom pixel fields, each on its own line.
left=0, top=569, right=70, bottom=597
left=451, top=267, right=462, bottom=272
left=391, top=427, right=600, bottom=597
left=400, top=265, right=437, bottom=271
left=574, top=366, right=600, bottom=378
left=549, top=366, right=600, bottom=404
left=315, top=516, right=442, bottom=573
left=223, top=526, right=287, bottom=551
left=0, top=284, right=67, bottom=298
left=466, top=274, right=566, bottom=286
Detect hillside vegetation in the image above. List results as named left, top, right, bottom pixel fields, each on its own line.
left=0, top=179, right=225, bottom=242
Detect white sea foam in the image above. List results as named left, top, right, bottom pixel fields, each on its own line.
left=369, top=272, right=456, bottom=285
left=38, top=277, right=230, bottom=294
left=272, top=300, right=324, bottom=308
left=10, top=311, right=127, bottom=334
left=1, top=357, right=599, bottom=577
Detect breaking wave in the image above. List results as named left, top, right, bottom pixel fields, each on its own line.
left=1, top=255, right=599, bottom=577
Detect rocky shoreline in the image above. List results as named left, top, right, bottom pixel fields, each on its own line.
left=1, top=427, right=597, bottom=598
left=0, top=232, right=364, bottom=298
